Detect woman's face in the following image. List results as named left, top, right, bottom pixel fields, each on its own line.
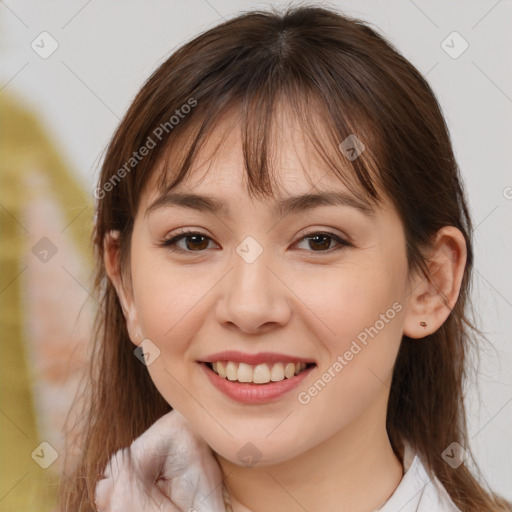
left=117, top=113, right=416, bottom=467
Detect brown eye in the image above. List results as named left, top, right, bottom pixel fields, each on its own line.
left=181, top=234, right=210, bottom=251
left=295, top=232, right=351, bottom=253
left=162, top=231, right=214, bottom=252
left=306, top=234, right=333, bottom=251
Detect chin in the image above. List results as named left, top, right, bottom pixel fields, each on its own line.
left=206, top=433, right=311, bottom=469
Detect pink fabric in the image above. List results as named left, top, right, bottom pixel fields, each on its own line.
left=94, top=409, right=226, bottom=512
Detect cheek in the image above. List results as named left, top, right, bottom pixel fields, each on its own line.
left=130, top=245, right=205, bottom=341
left=129, top=251, right=217, bottom=408
left=299, top=257, right=404, bottom=351
left=296, top=256, right=406, bottom=408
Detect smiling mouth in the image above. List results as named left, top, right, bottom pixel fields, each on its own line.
left=203, top=361, right=316, bottom=385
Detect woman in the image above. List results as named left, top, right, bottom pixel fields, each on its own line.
left=59, top=5, right=512, bottom=511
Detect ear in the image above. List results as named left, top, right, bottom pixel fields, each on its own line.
left=403, top=226, right=467, bottom=339
left=104, top=230, right=141, bottom=346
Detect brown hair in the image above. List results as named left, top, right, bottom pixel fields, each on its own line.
left=58, top=5, right=511, bottom=511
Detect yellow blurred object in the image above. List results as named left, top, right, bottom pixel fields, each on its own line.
left=0, top=94, right=94, bottom=512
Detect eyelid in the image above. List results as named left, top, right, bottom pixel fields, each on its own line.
left=295, top=225, right=350, bottom=242
left=162, top=227, right=213, bottom=244
left=160, top=227, right=352, bottom=255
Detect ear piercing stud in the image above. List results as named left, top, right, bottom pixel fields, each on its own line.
left=420, top=321, right=427, bottom=328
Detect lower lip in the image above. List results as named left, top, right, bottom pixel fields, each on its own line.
left=199, top=362, right=315, bottom=405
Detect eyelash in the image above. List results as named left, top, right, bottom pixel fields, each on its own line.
left=160, top=228, right=352, bottom=255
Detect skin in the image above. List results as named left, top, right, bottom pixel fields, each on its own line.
left=105, top=109, right=467, bottom=512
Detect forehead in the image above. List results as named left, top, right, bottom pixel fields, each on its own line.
left=139, top=102, right=384, bottom=216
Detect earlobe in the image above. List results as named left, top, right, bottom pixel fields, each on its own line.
left=103, top=230, right=142, bottom=345
left=403, top=226, right=467, bottom=339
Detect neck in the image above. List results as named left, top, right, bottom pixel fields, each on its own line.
left=215, top=396, right=403, bottom=512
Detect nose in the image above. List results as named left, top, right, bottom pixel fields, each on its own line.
left=215, top=250, right=292, bottom=335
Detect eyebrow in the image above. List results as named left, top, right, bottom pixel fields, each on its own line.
left=145, top=190, right=376, bottom=218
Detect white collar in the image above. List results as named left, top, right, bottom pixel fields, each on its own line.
left=375, top=443, right=460, bottom=512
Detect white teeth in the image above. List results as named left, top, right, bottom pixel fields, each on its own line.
left=284, top=363, right=295, bottom=379
left=217, top=361, right=227, bottom=378
left=253, top=363, right=271, bottom=384
left=237, top=363, right=253, bottom=383
left=226, top=361, right=238, bottom=381
left=270, top=363, right=284, bottom=381
left=209, top=360, right=311, bottom=383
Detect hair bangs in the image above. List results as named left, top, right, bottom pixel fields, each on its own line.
left=149, top=76, right=386, bottom=213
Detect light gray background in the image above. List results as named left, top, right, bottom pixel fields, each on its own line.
left=1, top=0, right=511, bottom=501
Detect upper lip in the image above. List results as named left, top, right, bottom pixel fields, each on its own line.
left=200, top=351, right=316, bottom=366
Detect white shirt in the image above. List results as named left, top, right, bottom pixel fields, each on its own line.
left=376, top=443, right=461, bottom=512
